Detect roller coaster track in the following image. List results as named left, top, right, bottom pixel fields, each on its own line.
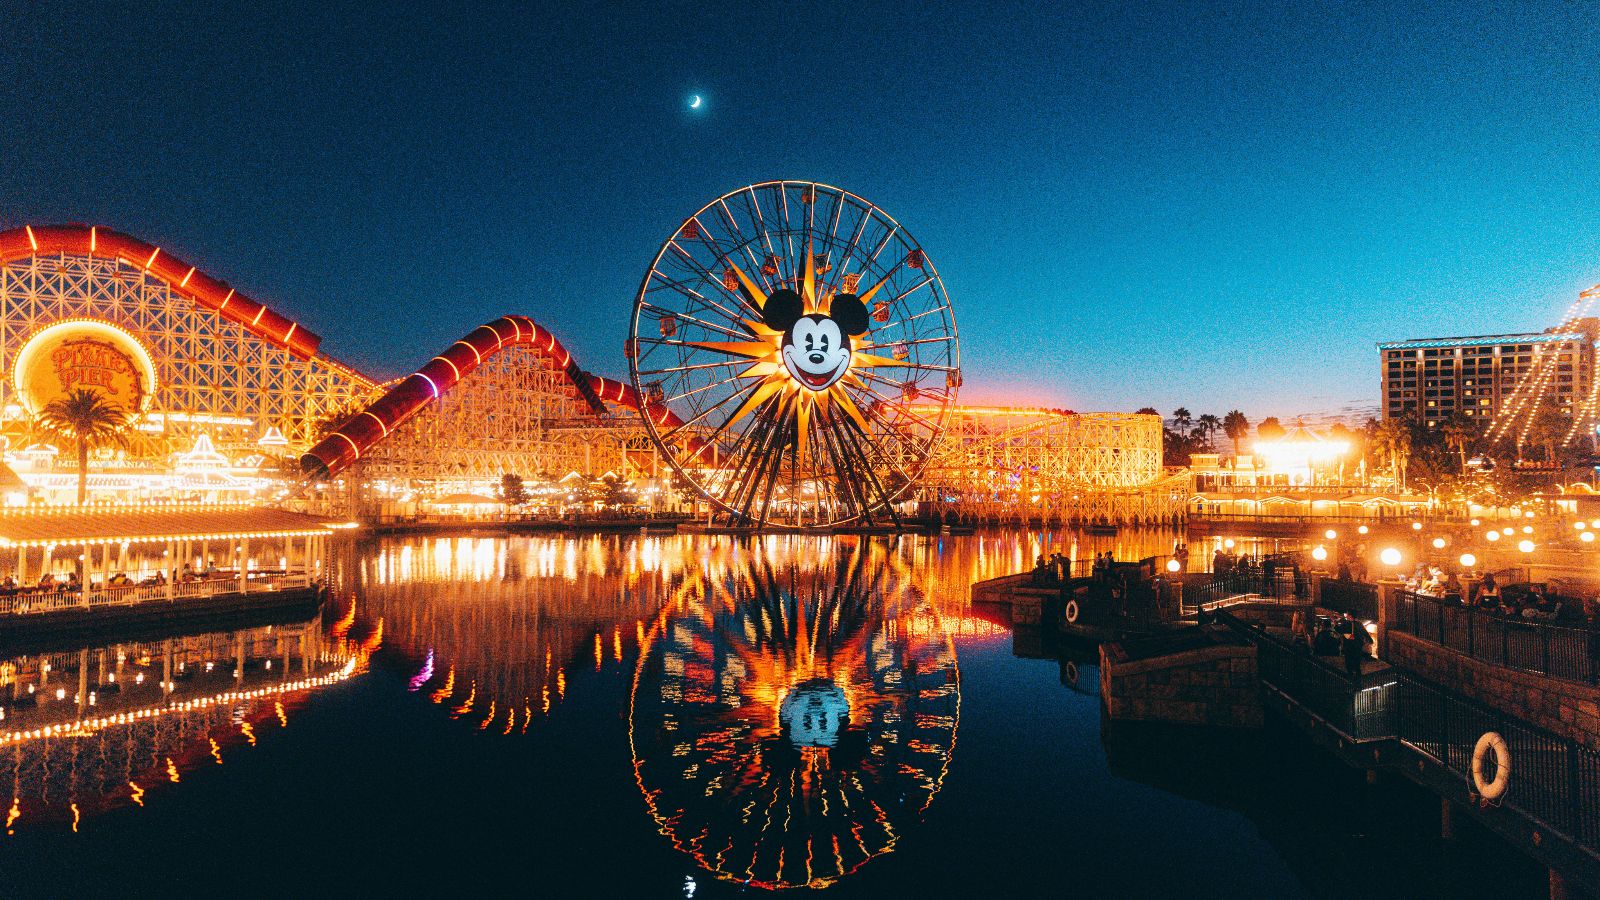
left=299, top=315, right=695, bottom=480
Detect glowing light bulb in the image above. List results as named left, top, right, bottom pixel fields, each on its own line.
left=1459, top=553, right=1476, bottom=568
left=1432, top=537, right=1446, bottom=549
left=1312, top=546, right=1328, bottom=561
left=1519, top=540, right=1535, bottom=553
left=1380, top=548, right=1402, bottom=566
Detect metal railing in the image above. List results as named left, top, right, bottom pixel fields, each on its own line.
left=1393, top=673, right=1600, bottom=855
left=1184, top=569, right=1307, bottom=615
left=0, top=573, right=317, bottom=616
left=1220, top=612, right=1395, bottom=740
left=1223, top=607, right=1600, bottom=861
left=1320, top=578, right=1379, bottom=621
left=1393, top=590, right=1599, bottom=685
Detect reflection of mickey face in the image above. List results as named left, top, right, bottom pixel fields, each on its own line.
left=762, top=288, right=870, bottom=392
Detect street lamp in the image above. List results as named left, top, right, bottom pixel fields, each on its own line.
left=1518, top=540, right=1535, bottom=553
left=1431, top=537, right=1446, bottom=549
left=1412, top=522, right=1423, bottom=531
left=1166, top=558, right=1181, bottom=573
left=1380, top=547, right=1402, bottom=566
left=1312, top=545, right=1328, bottom=561
left=1324, top=529, right=1337, bottom=540
left=1357, top=525, right=1369, bottom=535
left=1459, top=553, right=1477, bottom=569
left=1584, top=532, right=1597, bottom=544
left=1485, top=531, right=1501, bottom=542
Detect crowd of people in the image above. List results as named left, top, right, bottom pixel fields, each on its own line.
left=1406, top=567, right=1579, bottom=624
left=0, top=562, right=239, bottom=598
left=1291, top=610, right=1374, bottom=675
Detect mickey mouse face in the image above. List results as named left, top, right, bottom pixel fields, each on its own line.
left=762, top=288, right=870, bottom=392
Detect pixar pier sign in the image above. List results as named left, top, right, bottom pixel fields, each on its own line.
left=12, top=320, right=156, bottom=422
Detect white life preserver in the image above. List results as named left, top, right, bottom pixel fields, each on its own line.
left=1064, top=599, right=1080, bottom=624
left=1472, top=731, right=1511, bottom=802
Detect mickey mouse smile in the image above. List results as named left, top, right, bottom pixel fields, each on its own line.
left=763, top=288, right=870, bottom=393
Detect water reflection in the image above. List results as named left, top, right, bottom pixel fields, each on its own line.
left=629, top=539, right=959, bottom=890
left=0, top=610, right=372, bottom=832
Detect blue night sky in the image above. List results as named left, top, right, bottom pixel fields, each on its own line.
left=4, top=1, right=1599, bottom=420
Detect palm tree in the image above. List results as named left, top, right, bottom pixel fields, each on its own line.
left=35, top=389, right=128, bottom=505
left=1170, top=407, right=1193, bottom=434
left=1222, top=410, right=1250, bottom=456
left=1195, top=413, right=1222, bottom=450
left=1441, top=413, right=1475, bottom=474
left=1257, top=416, right=1286, bottom=442
left=1376, top=417, right=1412, bottom=490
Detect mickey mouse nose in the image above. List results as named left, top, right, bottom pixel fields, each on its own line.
left=808, top=352, right=826, bottom=364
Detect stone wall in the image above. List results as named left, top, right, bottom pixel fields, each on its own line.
left=1389, top=632, right=1600, bottom=752
left=1099, top=642, right=1262, bottom=728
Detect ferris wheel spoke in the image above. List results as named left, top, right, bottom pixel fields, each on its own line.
left=646, top=271, right=752, bottom=329
left=635, top=357, right=751, bottom=378
left=835, top=412, right=903, bottom=524
left=714, top=199, right=780, bottom=296
left=867, top=305, right=952, bottom=337
left=665, top=241, right=763, bottom=320
left=661, top=377, right=763, bottom=441
left=637, top=302, right=749, bottom=341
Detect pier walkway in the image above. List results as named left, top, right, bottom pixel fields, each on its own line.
left=1219, top=610, right=1600, bottom=896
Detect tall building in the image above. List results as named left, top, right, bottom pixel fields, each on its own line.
left=1379, top=319, right=1599, bottom=427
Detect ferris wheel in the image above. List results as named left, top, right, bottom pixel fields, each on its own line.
left=628, top=181, right=959, bottom=528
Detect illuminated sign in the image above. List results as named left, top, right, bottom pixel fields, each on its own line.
left=12, top=320, right=157, bottom=422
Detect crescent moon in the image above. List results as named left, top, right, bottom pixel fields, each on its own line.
left=690, top=95, right=702, bottom=109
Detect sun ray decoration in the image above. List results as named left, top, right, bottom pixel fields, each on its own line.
left=630, top=182, right=959, bottom=529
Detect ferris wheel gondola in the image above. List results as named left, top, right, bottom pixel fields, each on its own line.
left=628, top=181, right=959, bottom=529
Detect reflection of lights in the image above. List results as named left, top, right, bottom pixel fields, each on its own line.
left=630, top=541, right=957, bottom=890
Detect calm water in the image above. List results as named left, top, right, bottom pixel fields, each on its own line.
left=0, top=531, right=1543, bottom=897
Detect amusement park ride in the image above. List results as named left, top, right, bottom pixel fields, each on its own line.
left=0, top=181, right=1175, bottom=528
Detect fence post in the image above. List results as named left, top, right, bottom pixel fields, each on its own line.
left=1376, top=583, right=1396, bottom=659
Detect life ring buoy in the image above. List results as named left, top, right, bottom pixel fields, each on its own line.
left=1472, top=731, right=1511, bottom=802
left=1064, top=660, right=1079, bottom=685
left=1064, top=599, right=1080, bottom=624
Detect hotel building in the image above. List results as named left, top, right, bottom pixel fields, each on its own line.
left=1378, top=320, right=1599, bottom=427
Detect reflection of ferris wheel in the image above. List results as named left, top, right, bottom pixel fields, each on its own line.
left=628, top=181, right=959, bottom=529
left=629, top=543, right=959, bottom=890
